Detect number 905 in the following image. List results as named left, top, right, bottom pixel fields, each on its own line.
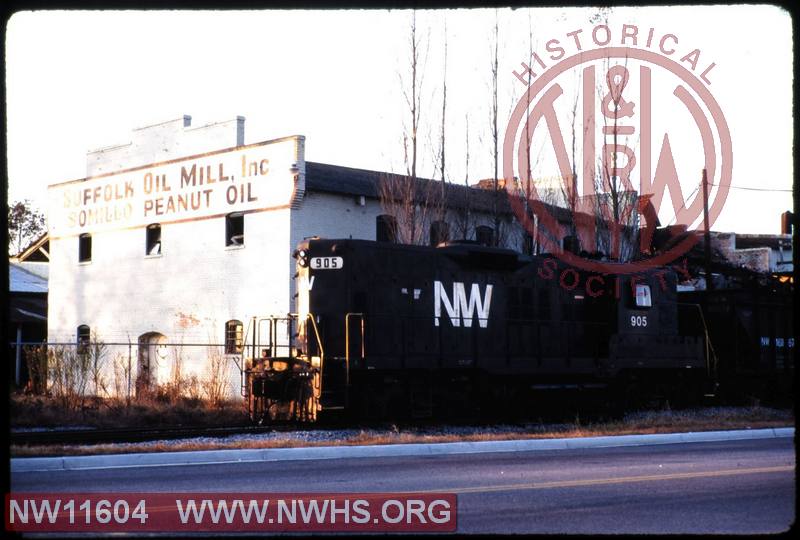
left=630, top=315, right=647, bottom=327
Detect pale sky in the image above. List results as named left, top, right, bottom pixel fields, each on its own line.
left=5, top=6, right=794, bottom=234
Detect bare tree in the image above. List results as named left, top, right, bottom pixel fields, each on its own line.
left=590, top=48, right=640, bottom=262
left=439, top=19, right=448, bottom=187
left=490, top=10, right=501, bottom=246
left=379, top=173, right=445, bottom=246
left=453, top=113, right=473, bottom=240
left=400, top=10, right=428, bottom=182
left=526, top=8, right=638, bottom=261
left=431, top=15, right=449, bottom=227
left=380, top=11, right=445, bottom=246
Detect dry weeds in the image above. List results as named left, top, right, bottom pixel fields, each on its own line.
left=10, top=393, right=245, bottom=430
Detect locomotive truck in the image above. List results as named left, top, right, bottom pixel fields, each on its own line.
left=238, top=238, right=708, bottom=423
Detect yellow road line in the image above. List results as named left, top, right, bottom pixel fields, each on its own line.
left=416, top=465, right=795, bottom=495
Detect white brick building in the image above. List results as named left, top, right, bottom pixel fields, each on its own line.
left=46, top=115, right=549, bottom=398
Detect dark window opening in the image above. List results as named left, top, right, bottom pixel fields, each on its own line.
left=146, top=224, right=162, bottom=255
left=376, top=215, right=397, bottom=243
left=225, top=320, right=244, bottom=354
left=77, top=325, right=90, bottom=354
left=226, top=213, right=244, bottom=246
left=523, top=233, right=534, bottom=255
left=430, top=220, right=450, bottom=246
left=562, top=235, right=580, bottom=255
left=78, top=234, right=92, bottom=262
left=476, top=225, right=493, bottom=247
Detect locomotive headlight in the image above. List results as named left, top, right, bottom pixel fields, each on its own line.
left=272, top=360, right=288, bottom=372
left=297, top=249, right=309, bottom=267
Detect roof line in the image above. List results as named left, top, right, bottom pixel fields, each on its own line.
left=12, top=232, right=49, bottom=261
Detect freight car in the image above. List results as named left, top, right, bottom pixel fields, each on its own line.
left=239, top=238, right=708, bottom=423
left=679, top=285, right=794, bottom=405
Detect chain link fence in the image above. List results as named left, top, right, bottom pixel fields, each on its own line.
left=10, top=340, right=244, bottom=411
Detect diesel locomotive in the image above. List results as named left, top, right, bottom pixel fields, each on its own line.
left=240, top=238, right=708, bottom=423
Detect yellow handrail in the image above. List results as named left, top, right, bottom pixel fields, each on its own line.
left=305, top=312, right=325, bottom=361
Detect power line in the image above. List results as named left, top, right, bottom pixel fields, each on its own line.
left=711, top=183, right=793, bottom=193
left=665, top=184, right=701, bottom=226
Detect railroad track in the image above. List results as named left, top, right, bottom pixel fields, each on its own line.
left=9, top=414, right=414, bottom=447
left=9, top=415, right=540, bottom=447
left=9, top=399, right=672, bottom=447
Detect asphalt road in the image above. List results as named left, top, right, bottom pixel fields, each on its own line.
left=11, top=437, right=795, bottom=534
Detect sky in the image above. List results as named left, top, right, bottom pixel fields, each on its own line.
left=4, top=6, right=794, bottom=235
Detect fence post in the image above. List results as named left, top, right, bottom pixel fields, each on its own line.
left=15, top=325, right=22, bottom=386
left=127, top=340, right=132, bottom=403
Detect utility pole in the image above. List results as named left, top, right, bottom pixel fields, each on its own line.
left=702, top=168, right=714, bottom=291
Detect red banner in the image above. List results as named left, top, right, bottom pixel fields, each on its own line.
left=6, top=492, right=457, bottom=532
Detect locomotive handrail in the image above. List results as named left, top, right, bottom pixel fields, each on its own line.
left=676, top=302, right=719, bottom=379
left=244, top=314, right=324, bottom=365
left=304, top=312, right=325, bottom=362
left=345, top=312, right=366, bottom=387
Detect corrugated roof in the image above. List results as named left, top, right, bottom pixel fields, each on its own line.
left=9, top=262, right=48, bottom=293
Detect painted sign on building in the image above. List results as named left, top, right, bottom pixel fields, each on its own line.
left=48, top=137, right=302, bottom=238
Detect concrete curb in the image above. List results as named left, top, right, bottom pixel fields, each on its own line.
left=11, top=427, right=794, bottom=473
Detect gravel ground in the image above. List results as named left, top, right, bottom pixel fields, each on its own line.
left=10, top=406, right=793, bottom=457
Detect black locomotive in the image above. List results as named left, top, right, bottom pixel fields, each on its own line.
left=242, top=238, right=709, bottom=422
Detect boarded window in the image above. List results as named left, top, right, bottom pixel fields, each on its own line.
left=225, top=320, right=244, bottom=354
left=226, top=213, right=244, bottom=246
left=476, top=226, right=493, bottom=247
left=146, top=224, right=162, bottom=255
left=376, top=215, right=397, bottom=243
left=430, top=220, right=450, bottom=246
left=137, top=332, right=167, bottom=396
left=78, top=234, right=92, bottom=262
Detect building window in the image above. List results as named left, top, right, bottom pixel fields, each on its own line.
left=78, top=233, right=92, bottom=262
left=226, top=213, right=244, bottom=246
left=376, top=215, right=397, bottom=243
left=77, top=325, right=90, bottom=354
left=562, top=235, right=579, bottom=254
left=225, top=320, right=244, bottom=354
left=146, top=224, right=162, bottom=256
left=430, top=220, right=450, bottom=246
left=476, top=225, right=493, bottom=247
left=634, top=284, right=653, bottom=308
left=523, top=233, right=534, bottom=255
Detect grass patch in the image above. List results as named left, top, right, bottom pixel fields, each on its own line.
left=10, top=406, right=793, bottom=458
